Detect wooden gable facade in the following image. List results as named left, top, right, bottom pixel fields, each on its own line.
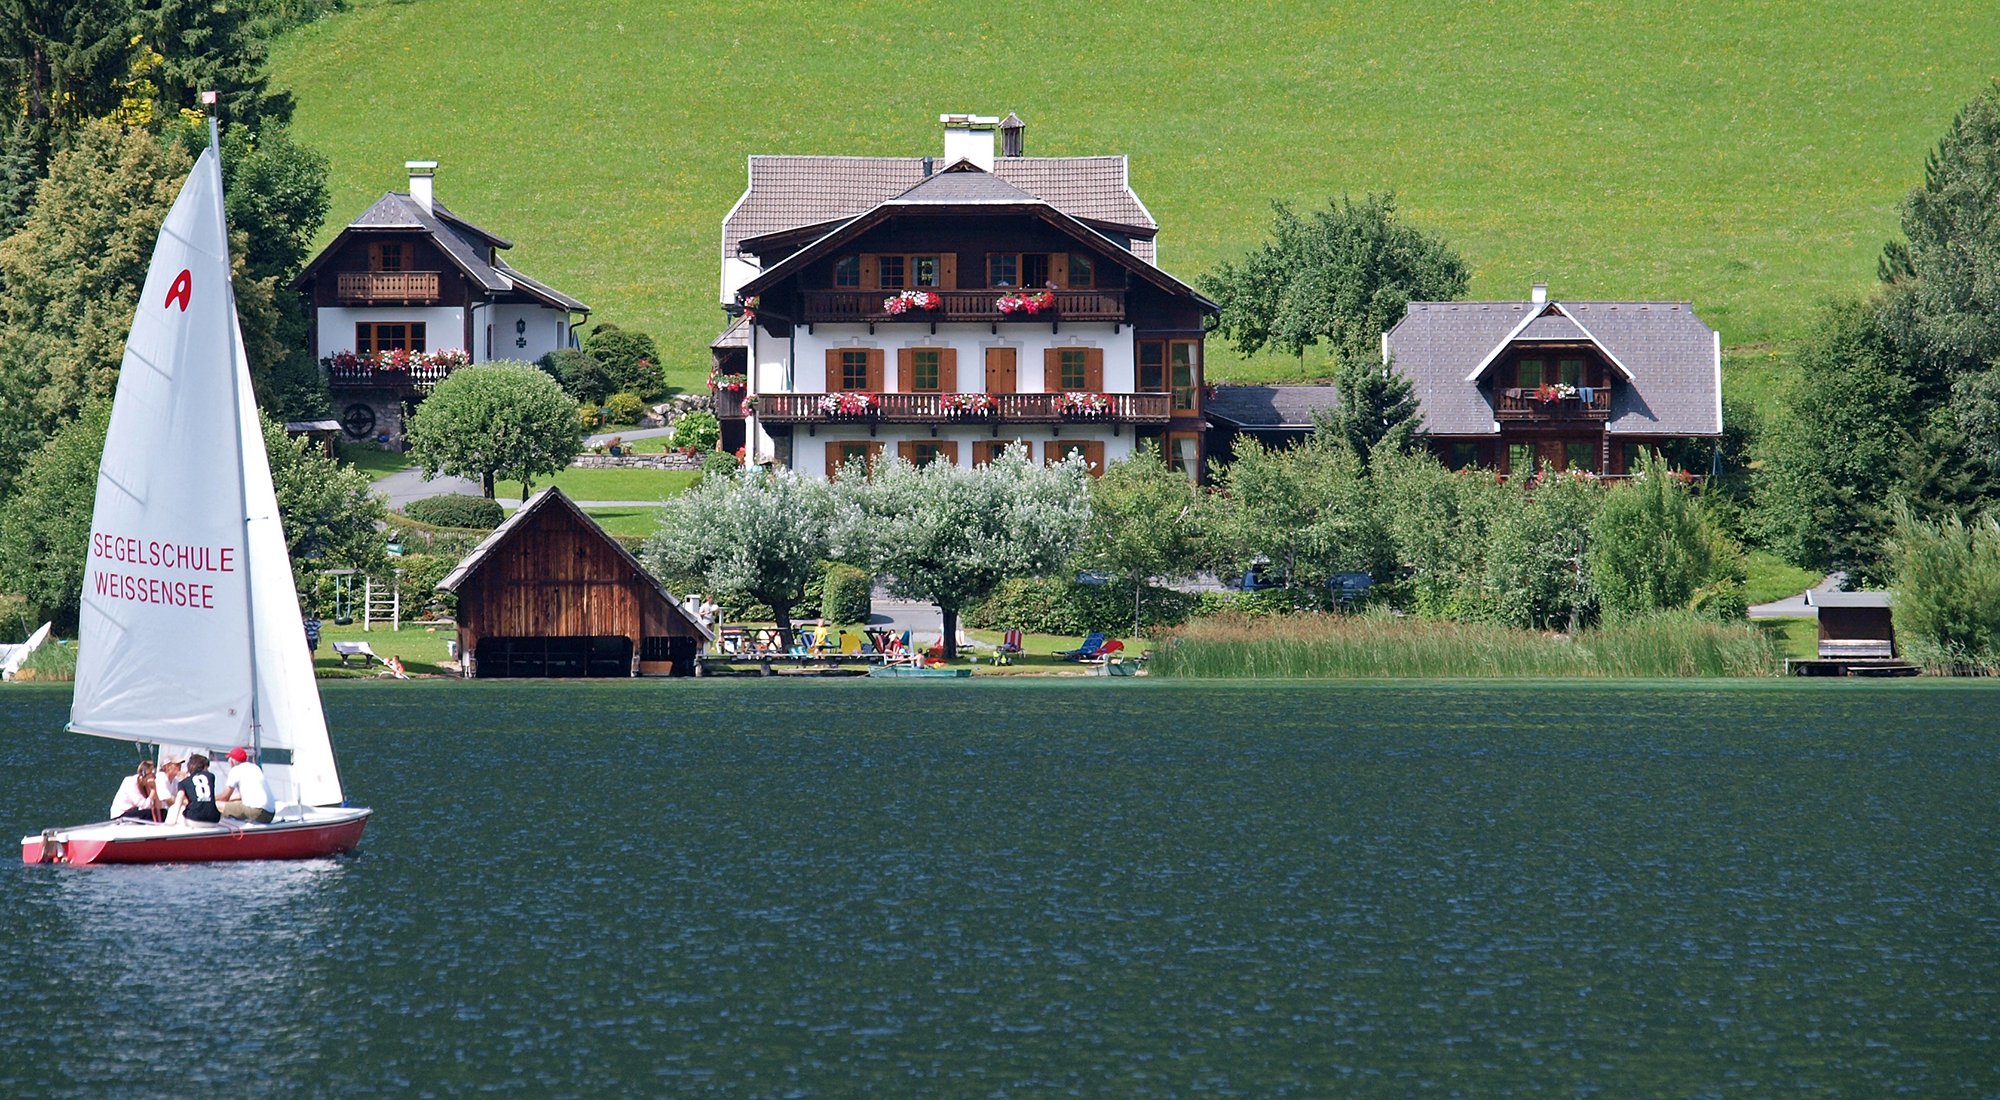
left=438, top=488, right=711, bottom=677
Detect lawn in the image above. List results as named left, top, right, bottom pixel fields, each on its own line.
left=580, top=506, right=665, bottom=539
left=313, top=620, right=457, bottom=677
left=335, top=441, right=416, bottom=479
left=1745, top=549, right=1824, bottom=607
left=496, top=468, right=700, bottom=502
left=269, top=0, right=1999, bottom=402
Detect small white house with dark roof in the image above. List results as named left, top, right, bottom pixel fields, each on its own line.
left=1206, top=285, right=1723, bottom=476
left=710, top=114, right=1215, bottom=478
left=293, top=161, right=590, bottom=443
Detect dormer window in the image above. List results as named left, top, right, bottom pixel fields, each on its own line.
left=988, top=253, right=1018, bottom=288
left=911, top=256, right=940, bottom=288
left=834, top=255, right=860, bottom=288
left=1022, top=253, right=1049, bottom=287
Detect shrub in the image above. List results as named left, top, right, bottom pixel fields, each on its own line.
left=1591, top=452, right=1746, bottom=619
left=965, top=576, right=1202, bottom=635
left=537, top=348, right=614, bottom=405
left=603, top=392, right=646, bottom=426
left=1888, top=503, right=2000, bottom=672
left=404, top=494, right=505, bottom=530
left=699, top=450, right=740, bottom=480
left=585, top=325, right=664, bottom=399
left=820, top=562, right=873, bottom=624
left=391, top=553, right=458, bottom=618
left=672, top=409, right=721, bottom=452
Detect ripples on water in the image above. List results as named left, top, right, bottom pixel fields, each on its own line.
left=1, top=680, right=1995, bottom=1097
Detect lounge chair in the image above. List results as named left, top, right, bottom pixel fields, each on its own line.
left=839, top=632, right=862, bottom=655
left=1057, top=632, right=1106, bottom=662
left=1000, top=629, right=1023, bottom=655
left=1096, top=639, right=1125, bottom=660
left=331, top=640, right=378, bottom=667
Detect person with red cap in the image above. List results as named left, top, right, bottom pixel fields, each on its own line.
left=217, top=747, right=275, bottom=824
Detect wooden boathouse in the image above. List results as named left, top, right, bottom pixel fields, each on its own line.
left=437, top=488, right=711, bottom=677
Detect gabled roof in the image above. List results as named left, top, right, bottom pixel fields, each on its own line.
left=437, top=488, right=713, bottom=641
left=721, top=154, right=1159, bottom=264
left=1388, top=300, right=1721, bottom=437
left=736, top=164, right=1214, bottom=309
left=295, top=192, right=589, bottom=312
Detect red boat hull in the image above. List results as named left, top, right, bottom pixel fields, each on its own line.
left=22, top=811, right=370, bottom=865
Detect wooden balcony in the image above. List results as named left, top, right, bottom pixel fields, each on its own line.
left=1496, top=388, right=1612, bottom=421
left=337, top=271, right=442, bottom=304
left=800, top=289, right=1125, bottom=325
left=713, top=388, right=747, bottom=418
left=748, top=391, right=1171, bottom=425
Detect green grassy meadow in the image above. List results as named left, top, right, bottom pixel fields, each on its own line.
left=496, top=467, right=698, bottom=502
left=269, top=0, right=2000, bottom=398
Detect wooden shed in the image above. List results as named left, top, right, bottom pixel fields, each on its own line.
left=437, top=488, right=711, bottom=677
left=1804, top=590, right=1896, bottom=659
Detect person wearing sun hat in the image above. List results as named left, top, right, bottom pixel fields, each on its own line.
left=217, top=747, right=276, bottom=824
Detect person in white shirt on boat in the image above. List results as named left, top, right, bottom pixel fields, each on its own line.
left=156, top=755, right=185, bottom=823
left=108, top=760, right=161, bottom=821
left=217, top=746, right=275, bottom=824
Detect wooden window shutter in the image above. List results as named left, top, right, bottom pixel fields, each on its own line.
left=825, top=442, right=843, bottom=479
left=939, top=441, right=960, bottom=466
left=860, top=254, right=879, bottom=290
left=1049, top=253, right=1068, bottom=288
left=1084, top=348, right=1104, bottom=392
left=367, top=242, right=382, bottom=271
left=866, top=349, right=884, bottom=392
left=867, top=441, right=884, bottom=468
left=939, top=253, right=957, bottom=290
left=1043, top=348, right=1060, bottom=393
left=1084, top=441, right=1104, bottom=476
left=825, top=349, right=842, bottom=392
left=897, top=441, right=919, bottom=464
left=896, top=347, right=914, bottom=393
left=938, top=348, right=957, bottom=393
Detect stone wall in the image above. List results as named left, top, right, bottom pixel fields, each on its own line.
left=571, top=453, right=703, bottom=470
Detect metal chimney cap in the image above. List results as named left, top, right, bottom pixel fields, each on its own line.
left=405, top=160, right=438, bottom=174
left=938, top=114, right=1000, bottom=127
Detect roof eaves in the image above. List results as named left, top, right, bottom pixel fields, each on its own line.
left=1550, top=304, right=1637, bottom=382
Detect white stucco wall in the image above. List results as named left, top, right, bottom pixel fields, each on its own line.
left=722, top=257, right=761, bottom=304
left=482, top=304, right=571, bottom=364
left=784, top=322, right=1133, bottom=394
left=317, top=306, right=467, bottom=357
left=787, top=427, right=1136, bottom=477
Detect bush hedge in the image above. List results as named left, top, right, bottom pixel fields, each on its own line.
left=404, top=494, right=504, bottom=530
left=965, top=576, right=1205, bottom=636
left=821, top=562, right=873, bottom=624
left=604, top=392, right=646, bottom=426
left=672, top=409, right=720, bottom=451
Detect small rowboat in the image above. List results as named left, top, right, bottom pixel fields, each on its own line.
left=24, top=807, right=371, bottom=865
left=869, top=662, right=972, bottom=678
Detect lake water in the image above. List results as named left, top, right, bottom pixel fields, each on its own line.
left=2, top=680, right=1996, bottom=1097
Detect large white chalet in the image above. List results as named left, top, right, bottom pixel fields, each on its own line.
left=711, top=114, right=1217, bottom=478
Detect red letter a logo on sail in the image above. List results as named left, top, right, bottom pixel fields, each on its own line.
left=165, top=269, right=192, bottom=312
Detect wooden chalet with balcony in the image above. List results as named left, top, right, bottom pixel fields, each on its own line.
left=1205, top=285, right=1723, bottom=475
left=712, top=114, right=1216, bottom=478
left=293, top=161, right=590, bottom=444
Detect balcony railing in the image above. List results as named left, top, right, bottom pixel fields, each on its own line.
left=747, top=391, right=1171, bottom=424
left=337, top=271, right=441, bottom=303
left=326, top=359, right=462, bottom=392
left=1496, top=387, right=1612, bottom=420
left=800, top=289, right=1125, bottom=325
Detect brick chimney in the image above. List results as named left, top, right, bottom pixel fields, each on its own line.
left=406, top=160, right=437, bottom=214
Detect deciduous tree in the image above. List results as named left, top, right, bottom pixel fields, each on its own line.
left=1199, top=193, right=1468, bottom=373
left=1080, top=442, right=1197, bottom=637
left=262, top=412, right=387, bottom=602
left=644, top=466, right=831, bottom=648
left=407, top=363, right=581, bottom=498
left=832, top=447, right=1091, bottom=658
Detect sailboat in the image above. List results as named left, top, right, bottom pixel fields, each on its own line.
left=21, top=130, right=371, bottom=865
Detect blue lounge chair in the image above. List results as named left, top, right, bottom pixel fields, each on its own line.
left=1057, top=632, right=1106, bottom=662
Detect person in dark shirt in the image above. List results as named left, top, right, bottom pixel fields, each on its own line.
left=175, top=754, right=221, bottom=824
left=304, top=615, right=321, bottom=654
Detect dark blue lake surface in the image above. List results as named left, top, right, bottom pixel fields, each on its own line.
left=2, top=679, right=1996, bottom=1097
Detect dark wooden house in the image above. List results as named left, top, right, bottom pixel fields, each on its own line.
left=437, top=488, right=711, bottom=677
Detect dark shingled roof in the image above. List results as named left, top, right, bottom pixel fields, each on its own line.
left=721, top=155, right=1159, bottom=265
left=298, top=192, right=589, bottom=312
left=1203, top=385, right=1341, bottom=430
left=1387, top=300, right=1721, bottom=436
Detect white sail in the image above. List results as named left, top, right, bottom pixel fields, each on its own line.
left=71, top=146, right=344, bottom=806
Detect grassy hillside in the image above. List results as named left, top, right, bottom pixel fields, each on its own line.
left=269, top=0, right=1999, bottom=392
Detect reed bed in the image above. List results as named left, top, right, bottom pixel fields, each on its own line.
left=15, top=641, right=76, bottom=682
left=1151, top=612, right=1779, bottom=679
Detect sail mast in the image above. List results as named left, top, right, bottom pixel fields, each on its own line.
left=209, top=98, right=262, bottom=762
